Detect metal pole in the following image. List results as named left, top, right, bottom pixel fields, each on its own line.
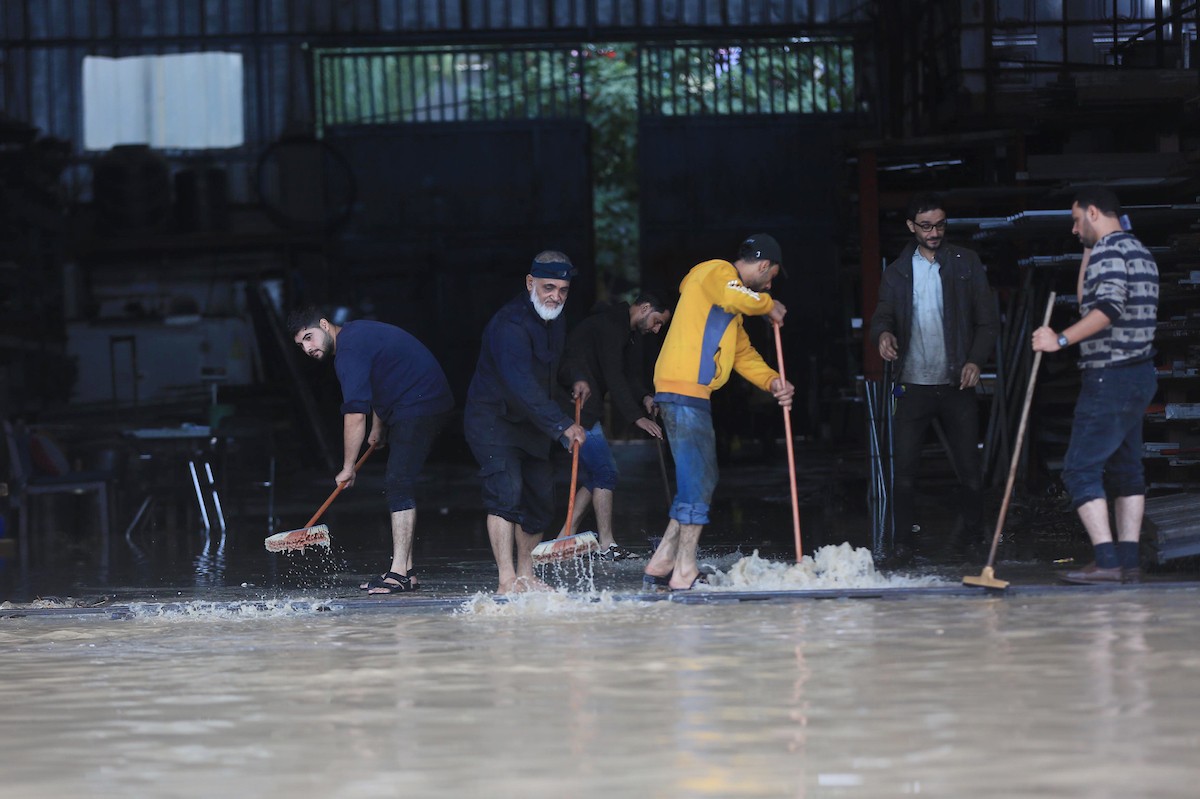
left=188, top=460, right=211, bottom=532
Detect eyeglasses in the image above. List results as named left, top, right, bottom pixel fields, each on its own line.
left=913, top=220, right=948, bottom=232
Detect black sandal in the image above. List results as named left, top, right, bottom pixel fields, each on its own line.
left=642, top=571, right=673, bottom=591
left=364, top=571, right=418, bottom=594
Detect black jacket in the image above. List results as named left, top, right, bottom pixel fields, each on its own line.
left=464, top=292, right=584, bottom=458
left=868, top=241, right=999, bottom=382
left=557, top=302, right=652, bottom=430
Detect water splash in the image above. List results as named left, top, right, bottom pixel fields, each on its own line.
left=277, top=544, right=347, bottom=591
left=455, top=588, right=621, bottom=617
left=535, top=546, right=598, bottom=593
left=707, top=544, right=947, bottom=590
left=120, top=598, right=338, bottom=620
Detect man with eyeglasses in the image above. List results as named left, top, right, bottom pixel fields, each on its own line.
left=869, top=192, right=999, bottom=566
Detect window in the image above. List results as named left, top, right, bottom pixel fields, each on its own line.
left=82, top=52, right=244, bottom=151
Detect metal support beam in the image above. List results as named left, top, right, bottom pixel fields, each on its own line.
left=858, top=147, right=882, bottom=381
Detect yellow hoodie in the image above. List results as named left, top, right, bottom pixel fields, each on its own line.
left=654, top=259, right=780, bottom=405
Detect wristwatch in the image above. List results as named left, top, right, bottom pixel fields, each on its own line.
left=1056, top=333, right=1070, bottom=348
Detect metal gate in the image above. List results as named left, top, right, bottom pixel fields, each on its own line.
left=637, top=39, right=857, bottom=438
left=306, top=39, right=860, bottom=417
left=312, top=45, right=594, bottom=404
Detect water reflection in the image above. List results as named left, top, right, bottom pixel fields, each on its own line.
left=192, top=527, right=227, bottom=587
left=2, top=593, right=1200, bottom=798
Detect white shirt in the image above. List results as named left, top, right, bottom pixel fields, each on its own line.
left=903, top=249, right=950, bottom=385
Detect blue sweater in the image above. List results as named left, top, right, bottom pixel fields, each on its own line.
left=334, top=320, right=453, bottom=423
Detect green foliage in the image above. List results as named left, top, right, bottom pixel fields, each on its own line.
left=642, top=41, right=856, bottom=115
left=582, top=44, right=640, bottom=299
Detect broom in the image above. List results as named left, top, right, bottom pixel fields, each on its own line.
left=964, top=292, right=1055, bottom=590
left=264, top=443, right=376, bottom=553
left=531, top=394, right=600, bottom=564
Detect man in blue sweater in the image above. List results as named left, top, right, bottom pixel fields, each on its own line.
left=289, top=308, right=454, bottom=594
left=464, top=251, right=589, bottom=594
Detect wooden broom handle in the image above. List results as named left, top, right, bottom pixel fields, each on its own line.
left=986, top=292, right=1056, bottom=567
left=303, top=442, right=376, bottom=528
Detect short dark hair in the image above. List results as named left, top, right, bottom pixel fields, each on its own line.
left=906, top=192, right=945, bottom=221
left=285, top=306, right=325, bottom=336
left=1073, top=185, right=1122, bottom=218
left=632, top=292, right=668, bottom=313
left=532, top=250, right=573, bottom=267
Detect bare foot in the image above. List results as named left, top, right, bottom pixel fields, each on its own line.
left=667, top=570, right=703, bottom=591
left=644, top=555, right=674, bottom=580
left=497, top=575, right=552, bottom=595
left=518, top=575, right=552, bottom=592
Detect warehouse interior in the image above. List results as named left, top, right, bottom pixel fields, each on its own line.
left=1, top=1, right=1198, bottom=595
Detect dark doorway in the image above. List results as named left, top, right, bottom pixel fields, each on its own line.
left=321, top=120, right=595, bottom=406
left=639, top=116, right=841, bottom=439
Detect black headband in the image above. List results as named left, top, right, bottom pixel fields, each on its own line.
left=530, top=259, right=577, bottom=280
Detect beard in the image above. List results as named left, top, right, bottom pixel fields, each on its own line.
left=304, top=329, right=334, bottom=359
left=530, top=289, right=564, bottom=321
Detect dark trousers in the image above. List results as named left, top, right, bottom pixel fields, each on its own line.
left=891, top=383, right=983, bottom=546
left=384, top=410, right=451, bottom=513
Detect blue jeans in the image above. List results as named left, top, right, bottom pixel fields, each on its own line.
left=660, top=402, right=718, bottom=525
left=1062, top=360, right=1157, bottom=510
left=578, top=422, right=619, bottom=491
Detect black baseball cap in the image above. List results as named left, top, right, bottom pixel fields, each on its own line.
left=741, top=233, right=786, bottom=277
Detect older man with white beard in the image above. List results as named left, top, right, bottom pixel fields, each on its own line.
left=464, top=250, right=590, bottom=594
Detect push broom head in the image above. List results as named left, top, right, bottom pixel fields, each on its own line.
left=962, top=565, right=1009, bottom=590
left=265, top=524, right=331, bottom=553
left=531, top=532, right=600, bottom=565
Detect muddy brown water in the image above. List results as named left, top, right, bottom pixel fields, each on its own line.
left=3, top=587, right=1199, bottom=798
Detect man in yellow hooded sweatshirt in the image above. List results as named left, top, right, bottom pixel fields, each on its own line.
left=644, top=233, right=795, bottom=591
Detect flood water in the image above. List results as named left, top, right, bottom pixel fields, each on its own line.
left=4, top=589, right=1200, bottom=798
left=5, top=440, right=1200, bottom=796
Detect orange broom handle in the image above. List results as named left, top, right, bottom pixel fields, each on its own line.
left=774, top=322, right=803, bottom=562
left=566, top=394, right=582, bottom=530
left=303, top=442, right=376, bottom=528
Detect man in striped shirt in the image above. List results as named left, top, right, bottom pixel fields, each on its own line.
left=1033, top=186, right=1159, bottom=584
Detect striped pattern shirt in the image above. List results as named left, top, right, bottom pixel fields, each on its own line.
left=1079, top=231, right=1158, bottom=369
